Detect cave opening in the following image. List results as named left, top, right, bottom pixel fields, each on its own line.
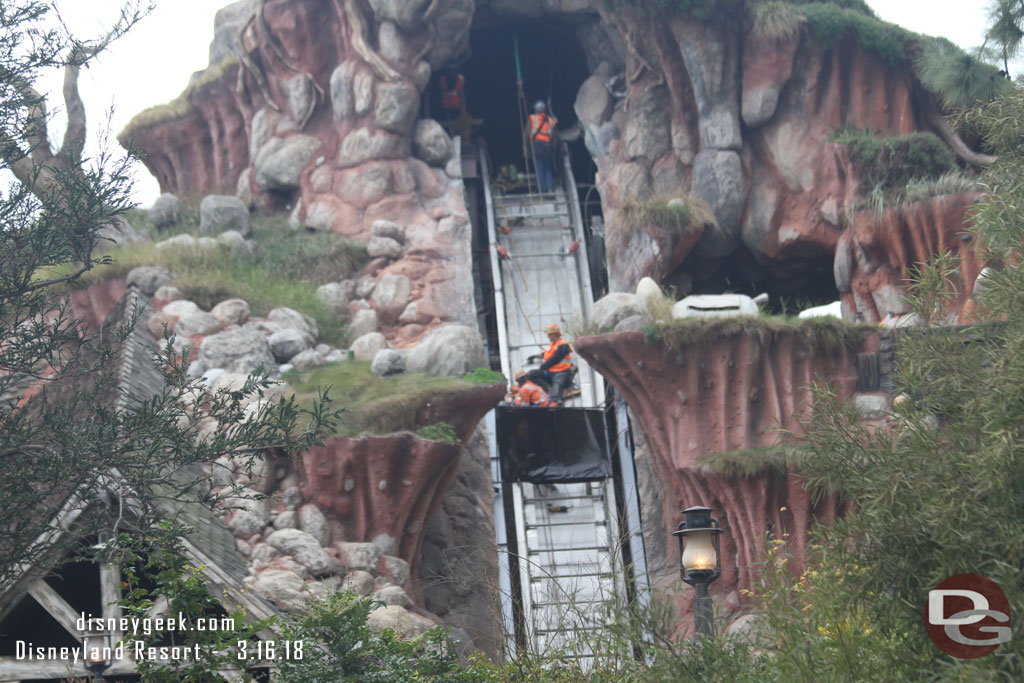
left=426, top=20, right=595, bottom=187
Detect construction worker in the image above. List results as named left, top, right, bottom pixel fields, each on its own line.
left=440, top=67, right=467, bottom=117
left=527, top=101, right=557, bottom=193
left=538, top=323, right=572, bottom=404
left=510, top=370, right=555, bottom=407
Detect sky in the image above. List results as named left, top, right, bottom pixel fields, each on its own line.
left=28, top=0, right=1002, bottom=208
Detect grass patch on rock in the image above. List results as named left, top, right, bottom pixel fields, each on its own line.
left=697, top=444, right=793, bottom=477
left=618, top=193, right=716, bottom=237
left=646, top=315, right=874, bottom=354
left=287, top=362, right=495, bottom=437
left=831, top=127, right=957, bottom=194
left=68, top=214, right=366, bottom=346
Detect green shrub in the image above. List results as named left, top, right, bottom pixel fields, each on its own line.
left=796, top=3, right=914, bottom=67
left=417, top=421, right=460, bottom=444
left=618, top=194, right=716, bottom=238
left=831, top=128, right=957, bottom=194
left=916, top=37, right=1010, bottom=109
left=462, top=367, right=505, bottom=384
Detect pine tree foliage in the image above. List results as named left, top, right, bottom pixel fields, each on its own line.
left=0, top=1, right=336, bottom=588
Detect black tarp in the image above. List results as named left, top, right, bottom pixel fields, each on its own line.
left=496, top=405, right=612, bottom=483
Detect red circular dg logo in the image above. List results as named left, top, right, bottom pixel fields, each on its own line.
left=926, top=573, right=1011, bottom=659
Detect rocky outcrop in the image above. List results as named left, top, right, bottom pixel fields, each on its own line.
left=299, top=382, right=504, bottom=583
left=575, top=328, right=878, bottom=613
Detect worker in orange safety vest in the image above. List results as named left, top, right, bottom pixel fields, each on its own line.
left=537, top=323, right=572, bottom=404
left=510, top=370, right=555, bottom=407
left=527, top=101, right=558, bottom=193
left=440, top=68, right=466, bottom=116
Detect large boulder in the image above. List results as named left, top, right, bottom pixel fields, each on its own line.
left=199, top=195, right=251, bottom=237
left=126, top=266, right=174, bottom=296
left=174, top=312, right=221, bottom=337
left=412, top=119, right=452, bottom=166
left=268, top=307, right=318, bottom=347
left=268, top=328, right=309, bottom=362
left=368, top=0, right=431, bottom=32
left=370, top=219, right=405, bottom=243
left=316, top=282, right=355, bottom=317
left=337, top=542, right=381, bottom=572
left=266, top=528, right=338, bottom=576
left=298, top=504, right=331, bottom=546
left=374, top=82, right=420, bottom=134
left=252, top=568, right=307, bottom=612
left=591, top=292, right=644, bottom=331
left=211, top=299, right=251, bottom=326
left=367, top=605, right=434, bottom=637
left=254, top=135, right=323, bottom=191
left=406, top=324, right=486, bottom=377
left=367, top=236, right=403, bottom=260
left=148, top=193, right=182, bottom=228
left=349, top=309, right=379, bottom=338
left=198, top=326, right=276, bottom=374
left=370, top=273, right=412, bottom=321
left=371, top=348, right=405, bottom=376
left=350, top=332, right=387, bottom=361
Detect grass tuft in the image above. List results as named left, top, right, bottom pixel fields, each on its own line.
left=649, top=315, right=874, bottom=354
left=417, top=422, right=460, bottom=444
left=618, top=193, right=716, bottom=237
left=697, top=444, right=793, bottom=477
left=286, top=362, right=493, bottom=437
left=462, top=367, right=505, bottom=384
left=66, top=214, right=366, bottom=346
left=751, top=1, right=805, bottom=41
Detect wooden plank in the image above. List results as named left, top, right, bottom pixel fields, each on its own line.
left=26, top=580, right=80, bottom=641
left=100, top=563, right=123, bottom=644
left=0, top=655, right=137, bottom=681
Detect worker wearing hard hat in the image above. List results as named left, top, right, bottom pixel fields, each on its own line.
left=538, top=323, right=572, bottom=404
left=527, top=101, right=558, bottom=193
left=510, top=370, right=555, bottom=407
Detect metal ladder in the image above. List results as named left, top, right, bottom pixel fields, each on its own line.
left=480, top=144, right=642, bottom=663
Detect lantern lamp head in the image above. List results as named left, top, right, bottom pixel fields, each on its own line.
left=672, top=505, right=725, bottom=586
left=82, top=628, right=112, bottom=675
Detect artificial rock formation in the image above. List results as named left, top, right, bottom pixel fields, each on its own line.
left=576, top=328, right=879, bottom=616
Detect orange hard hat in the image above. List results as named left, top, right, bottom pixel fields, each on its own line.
left=546, top=323, right=561, bottom=335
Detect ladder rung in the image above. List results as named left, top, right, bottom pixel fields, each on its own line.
left=532, top=627, right=604, bottom=635
left=524, top=494, right=605, bottom=503
left=527, top=520, right=607, bottom=529
left=510, top=252, right=572, bottom=259
left=531, top=572, right=615, bottom=581
left=531, top=600, right=606, bottom=608
left=528, top=546, right=611, bottom=555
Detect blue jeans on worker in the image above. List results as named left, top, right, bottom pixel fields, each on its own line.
left=535, top=154, right=555, bottom=193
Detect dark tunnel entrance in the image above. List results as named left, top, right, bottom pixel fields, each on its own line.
left=426, top=21, right=595, bottom=187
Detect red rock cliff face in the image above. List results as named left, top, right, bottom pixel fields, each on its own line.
left=299, top=382, right=504, bottom=583
left=575, top=330, right=876, bottom=612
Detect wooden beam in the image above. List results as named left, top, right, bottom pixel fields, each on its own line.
left=26, top=580, right=80, bottom=641
left=99, top=563, right=123, bottom=644
left=0, top=655, right=137, bottom=681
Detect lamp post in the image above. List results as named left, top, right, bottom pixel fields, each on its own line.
left=82, top=627, right=112, bottom=682
left=673, top=505, right=724, bottom=639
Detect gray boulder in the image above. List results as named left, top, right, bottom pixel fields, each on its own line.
left=367, top=235, right=403, bottom=260
left=127, top=266, right=174, bottom=296
left=370, top=219, right=405, bottom=243
left=374, top=82, right=420, bottom=134
left=371, top=273, right=412, bottom=322
left=174, top=312, right=221, bottom=337
left=351, top=332, right=387, bottom=361
left=350, top=309, right=379, bottom=338
left=406, top=324, right=486, bottom=377
left=199, top=326, right=276, bottom=375
left=199, top=195, right=251, bottom=237
left=316, top=281, right=355, bottom=317
left=211, top=298, right=251, bottom=326
left=374, top=585, right=412, bottom=608
left=380, top=555, right=410, bottom=586
left=154, top=285, right=184, bottom=302
left=253, top=568, right=307, bottom=611
left=290, top=349, right=325, bottom=371
left=269, top=307, right=318, bottom=347
left=337, top=542, right=381, bottom=572
left=337, top=128, right=408, bottom=168
left=367, top=605, right=434, bottom=637
left=266, top=528, right=338, bottom=576
left=155, top=233, right=196, bottom=250
left=592, top=292, right=643, bottom=331
left=412, top=119, right=452, bottom=166
left=162, top=299, right=201, bottom=319
left=148, top=193, right=182, bottom=228
left=254, top=135, right=322, bottom=191
left=341, top=570, right=376, bottom=596
left=614, top=314, right=647, bottom=333
left=298, top=504, right=331, bottom=546
left=268, top=328, right=309, bottom=362
left=368, top=0, right=430, bottom=32
left=371, top=349, right=406, bottom=376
